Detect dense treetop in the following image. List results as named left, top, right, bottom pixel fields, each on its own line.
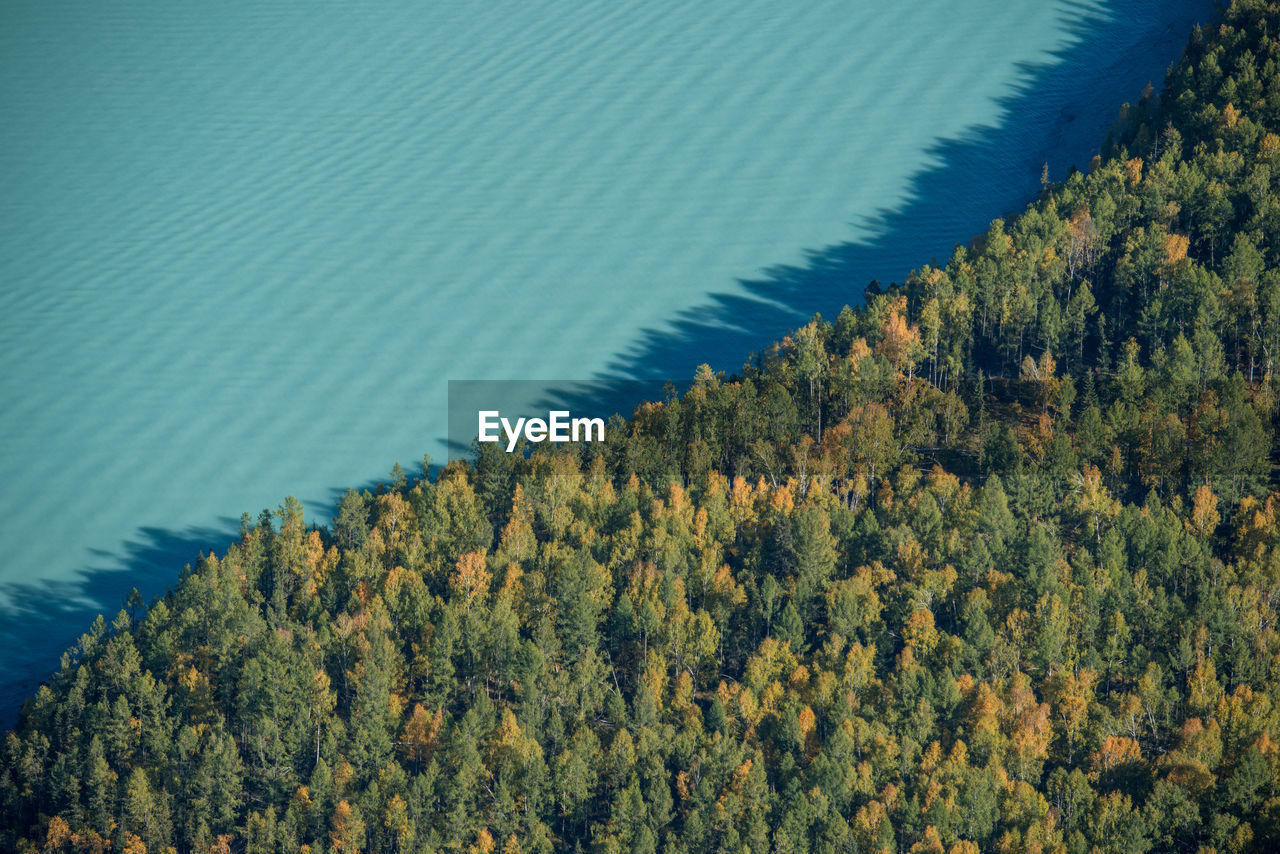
left=4, top=2, right=1280, bottom=852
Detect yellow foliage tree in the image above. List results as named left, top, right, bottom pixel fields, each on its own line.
left=1189, top=483, right=1220, bottom=540
left=451, top=549, right=491, bottom=609
left=877, top=297, right=924, bottom=378
left=1074, top=465, right=1118, bottom=543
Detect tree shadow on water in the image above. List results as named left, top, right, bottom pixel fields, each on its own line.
left=0, top=0, right=1218, bottom=725
left=591, top=0, right=1217, bottom=384
left=0, top=522, right=237, bottom=727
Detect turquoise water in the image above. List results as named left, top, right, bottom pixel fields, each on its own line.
left=0, top=0, right=1212, bottom=711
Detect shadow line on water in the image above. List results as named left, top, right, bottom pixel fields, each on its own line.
left=0, top=522, right=238, bottom=727
left=586, top=0, right=1214, bottom=384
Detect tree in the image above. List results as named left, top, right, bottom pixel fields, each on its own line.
left=794, top=321, right=829, bottom=442
left=791, top=507, right=837, bottom=620
left=877, top=297, right=924, bottom=378
left=330, top=800, right=366, bottom=852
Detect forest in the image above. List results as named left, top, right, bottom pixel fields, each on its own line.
left=4, top=1, right=1280, bottom=851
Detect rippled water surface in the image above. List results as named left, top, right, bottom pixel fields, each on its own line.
left=0, top=0, right=1214, bottom=712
